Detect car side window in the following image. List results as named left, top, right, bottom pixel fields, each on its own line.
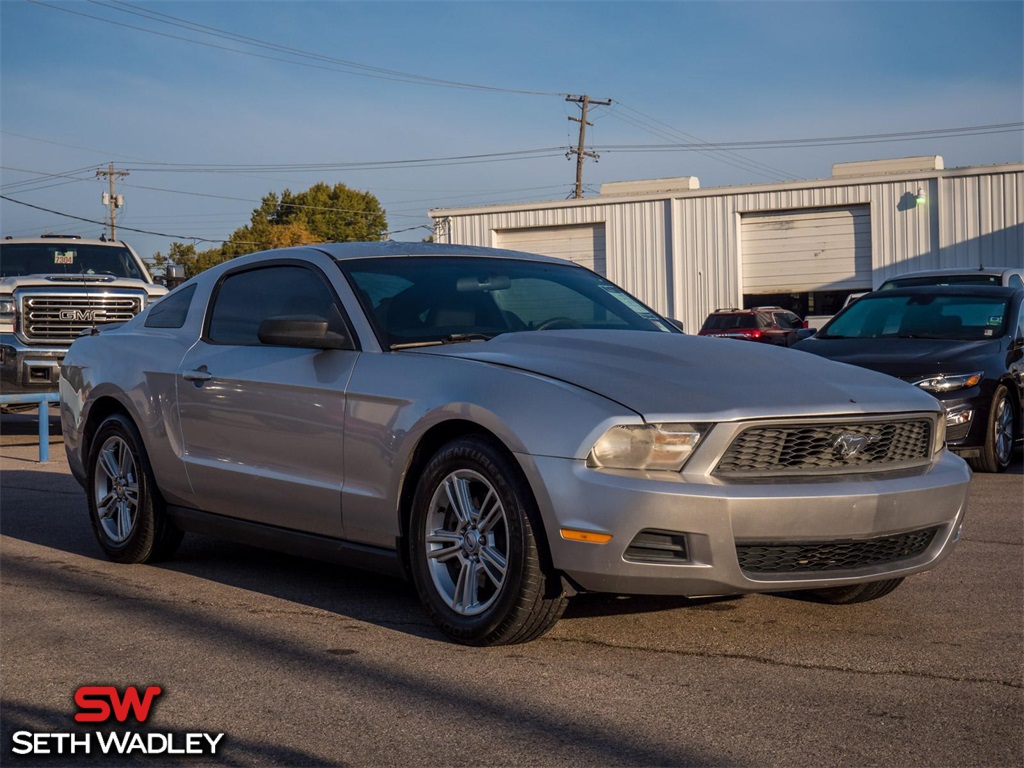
left=207, top=264, right=350, bottom=346
left=773, top=312, right=800, bottom=330
left=1009, top=274, right=1023, bottom=290
left=145, top=285, right=196, bottom=329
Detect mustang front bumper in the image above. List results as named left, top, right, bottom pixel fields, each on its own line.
left=520, top=450, right=970, bottom=596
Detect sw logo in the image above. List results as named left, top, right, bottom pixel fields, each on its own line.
left=74, top=685, right=162, bottom=723
left=10, top=685, right=224, bottom=757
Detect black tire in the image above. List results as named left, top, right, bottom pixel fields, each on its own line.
left=789, top=577, right=904, bottom=605
left=86, top=414, right=183, bottom=564
left=968, top=385, right=1016, bottom=473
left=408, top=436, right=568, bottom=646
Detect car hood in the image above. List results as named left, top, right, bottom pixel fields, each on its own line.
left=415, top=330, right=940, bottom=422
left=0, top=274, right=165, bottom=296
left=794, top=336, right=1004, bottom=381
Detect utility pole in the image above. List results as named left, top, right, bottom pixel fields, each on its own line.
left=566, top=94, right=611, bottom=199
left=96, top=163, right=128, bottom=240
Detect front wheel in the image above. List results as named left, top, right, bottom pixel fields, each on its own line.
left=968, top=385, right=1016, bottom=473
left=87, top=414, right=183, bottom=563
left=408, top=436, right=568, bottom=645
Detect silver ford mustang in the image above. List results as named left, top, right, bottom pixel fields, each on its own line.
left=60, top=242, right=971, bottom=645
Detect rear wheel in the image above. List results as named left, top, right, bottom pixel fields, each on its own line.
left=408, top=436, right=568, bottom=645
left=789, top=577, right=904, bottom=605
left=87, top=414, right=183, bottom=563
left=968, top=386, right=1016, bottom=473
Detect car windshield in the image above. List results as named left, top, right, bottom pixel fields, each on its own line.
left=701, top=314, right=757, bottom=331
left=0, top=243, right=143, bottom=279
left=338, top=256, right=675, bottom=349
left=819, top=293, right=1010, bottom=341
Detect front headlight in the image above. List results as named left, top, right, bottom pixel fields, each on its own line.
left=0, top=295, right=15, bottom=330
left=914, top=372, right=983, bottom=393
left=933, top=414, right=947, bottom=455
left=588, top=423, right=709, bottom=471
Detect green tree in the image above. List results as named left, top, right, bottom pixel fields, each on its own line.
left=224, top=182, right=387, bottom=257
left=151, top=241, right=231, bottom=279
left=153, top=182, right=388, bottom=276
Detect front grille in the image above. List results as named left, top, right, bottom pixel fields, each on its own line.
left=714, top=418, right=932, bottom=477
left=20, top=294, right=142, bottom=343
left=737, top=526, right=940, bottom=574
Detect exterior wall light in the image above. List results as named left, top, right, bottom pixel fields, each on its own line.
left=915, top=187, right=927, bottom=206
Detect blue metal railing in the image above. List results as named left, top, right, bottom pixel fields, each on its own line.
left=1, top=393, right=61, bottom=462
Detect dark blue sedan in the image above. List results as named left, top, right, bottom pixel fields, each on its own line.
left=796, top=285, right=1024, bottom=472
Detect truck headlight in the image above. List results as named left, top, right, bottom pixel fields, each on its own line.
left=914, top=372, right=983, bottom=393
left=588, top=423, right=709, bottom=471
left=0, top=296, right=15, bottom=330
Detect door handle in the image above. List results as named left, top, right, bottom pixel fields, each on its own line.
left=182, top=369, right=212, bottom=383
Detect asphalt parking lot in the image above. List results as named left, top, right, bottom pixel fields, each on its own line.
left=1, top=412, right=1021, bottom=767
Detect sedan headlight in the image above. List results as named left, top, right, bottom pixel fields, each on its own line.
left=914, top=372, right=983, bottom=393
left=588, top=423, right=709, bottom=471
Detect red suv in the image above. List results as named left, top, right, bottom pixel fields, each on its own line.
left=698, top=307, right=806, bottom=346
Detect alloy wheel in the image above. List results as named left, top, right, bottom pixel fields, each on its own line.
left=994, top=395, right=1013, bottom=466
left=423, top=469, right=509, bottom=616
left=93, top=436, right=140, bottom=544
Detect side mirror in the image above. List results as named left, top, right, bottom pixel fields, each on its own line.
left=667, top=318, right=686, bottom=332
left=257, top=315, right=350, bottom=350
left=796, top=328, right=817, bottom=341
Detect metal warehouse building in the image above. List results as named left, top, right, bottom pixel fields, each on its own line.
left=429, top=156, right=1024, bottom=332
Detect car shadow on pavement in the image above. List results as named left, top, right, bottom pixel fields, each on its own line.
left=564, top=592, right=746, bottom=618
left=3, top=550, right=723, bottom=767
left=0, top=465, right=435, bottom=639
left=1, top=461, right=751, bottom=638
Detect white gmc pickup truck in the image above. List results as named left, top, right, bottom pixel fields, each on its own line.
left=1, top=236, right=167, bottom=409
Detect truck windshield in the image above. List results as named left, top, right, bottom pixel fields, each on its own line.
left=0, top=243, right=144, bottom=280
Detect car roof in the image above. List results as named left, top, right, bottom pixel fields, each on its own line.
left=708, top=307, right=787, bottom=314
left=310, top=240, right=569, bottom=264
left=1, top=236, right=131, bottom=247
left=883, top=267, right=1022, bottom=280
left=858, top=284, right=1020, bottom=298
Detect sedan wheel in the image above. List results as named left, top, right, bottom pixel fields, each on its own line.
left=87, top=414, right=183, bottom=563
left=968, top=386, right=1016, bottom=473
left=409, top=436, right=568, bottom=645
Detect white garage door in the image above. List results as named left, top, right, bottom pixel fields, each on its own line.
left=742, top=205, right=871, bottom=293
left=493, top=224, right=607, bottom=275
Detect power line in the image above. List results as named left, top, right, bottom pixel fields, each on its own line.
left=119, top=148, right=567, bottom=173
left=609, top=102, right=799, bottom=181
left=29, top=0, right=563, bottom=97
left=0, top=194, right=241, bottom=244
left=593, top=122, right=1024, bottom=152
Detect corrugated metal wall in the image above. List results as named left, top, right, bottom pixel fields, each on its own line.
left=434, top=164, right=1024, bottom=334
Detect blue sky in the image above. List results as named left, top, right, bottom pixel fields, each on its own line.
left=2, top=0, right=1022, bottom=260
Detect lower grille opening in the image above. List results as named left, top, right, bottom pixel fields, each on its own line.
left=624, top=530, right=689, bottom=564
left=736, top=526, right=940, bottom=574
